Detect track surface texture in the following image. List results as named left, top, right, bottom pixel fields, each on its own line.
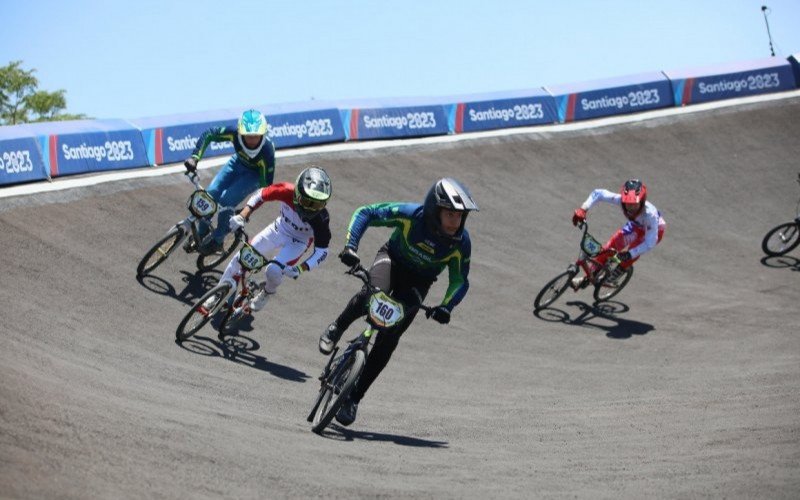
left=2, top=98, right=799, bottom=499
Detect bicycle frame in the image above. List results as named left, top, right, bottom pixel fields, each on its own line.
left=573, top=222, right=623, bottom=285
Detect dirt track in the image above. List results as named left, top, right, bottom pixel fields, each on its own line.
left=1, top=97, right=799, bottom=499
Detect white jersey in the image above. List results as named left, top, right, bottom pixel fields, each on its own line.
left=581, top=189, right=665, bottom=259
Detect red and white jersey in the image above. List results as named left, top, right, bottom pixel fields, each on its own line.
left=581, top=188, right=665, bottom=259
left=245, top=182, right=331, bottom=269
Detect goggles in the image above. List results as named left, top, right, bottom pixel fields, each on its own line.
left=297, top=194, right=327, bottom=212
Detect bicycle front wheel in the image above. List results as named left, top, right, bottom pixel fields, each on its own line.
left=176, top=282, right=233, bottom=342
left=593, top=266, right=634, bottom=302
left=533, top=269, right=575, bottom=310
left=137, top=226, right=185, bottom=277
left=311, top=349, right=365, bottom=434
left=762, top=222, right=800, bottom=257
left=197, top=230, right=242, bottom=272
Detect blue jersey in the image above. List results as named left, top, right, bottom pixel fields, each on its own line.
left=345, top=202, right=471, bottom=311
left=191, top=125, right=276, bottom=188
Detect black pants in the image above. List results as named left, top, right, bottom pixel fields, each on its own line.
left=334, top=244, right=433, bottom=403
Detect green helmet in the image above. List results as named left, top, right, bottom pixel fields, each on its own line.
left=294, top=167, right=332, bottom=221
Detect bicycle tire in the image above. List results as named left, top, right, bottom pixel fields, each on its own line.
left=593, top=266, right=634, bottom=302
left=533, top=269, right=575, bottom=310
left=196, top=231, right=242, bottom=272
left=761, top=222, right=800, bottom=257
left=137, top=226, right=185, bottom=277
left=311, top=349, right=365, bottom=434
left=175, top=282, right=233, bottom=342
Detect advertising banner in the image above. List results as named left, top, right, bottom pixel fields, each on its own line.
left=0, top=125, right=48, bottom=186
left=340, top=98, right=449, bottom=141
left=449, top=89, right=558, bottom=133
left=260, top=103, right=346, bottom=149
left=665, top=57, right=796, bottom=106
left=547, top=72, right=674, bottom=123
left=132, top=110, right=238, bottom=166
left=17, top=119, right=150, bottom=178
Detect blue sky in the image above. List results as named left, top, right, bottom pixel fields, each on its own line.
left=2, top=0, right=799, bottom=120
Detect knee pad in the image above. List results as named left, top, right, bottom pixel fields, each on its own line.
left=263, top=262, right=284, bottom=293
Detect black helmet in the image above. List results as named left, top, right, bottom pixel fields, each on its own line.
left=294, top=166, right=332, bottom=221
left=422, top=177, right=479, bottom=243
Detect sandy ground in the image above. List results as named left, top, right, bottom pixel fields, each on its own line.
left=1, top=97, right=799, bottom=499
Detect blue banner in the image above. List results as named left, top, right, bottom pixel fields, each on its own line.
left=665, top=57, right=796, bottom=106
left=0, top=127, right=48, bottom=186
left=261, top=105, right=346, bottom=149
left=547, top=72, right=674, bottom=123
left=449, top=89, right=557, bottom=133
left=340, top=98, right=449, bottom=140
left=13, top=119, right=149, bottom=178
left=131, top=110, right=238, bottom=166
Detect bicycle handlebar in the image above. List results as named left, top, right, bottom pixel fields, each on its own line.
left=345, top=263, right=435, bottom=314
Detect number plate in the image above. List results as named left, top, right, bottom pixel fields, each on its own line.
left=238, top=244, right=267, bottom=271
left=368, top=291, right=405, bottom=328
left=581, top=232, right=603, bottom=257
left=187, top=190, right=217, bottom=218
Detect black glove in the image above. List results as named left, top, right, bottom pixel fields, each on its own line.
left=617, top=251, right=632, bottom=262
left=184, top=157, right=198, bottom=173
left=426, top=306, right=451, bottom=324
left=339, top=247, right=360, bottom=267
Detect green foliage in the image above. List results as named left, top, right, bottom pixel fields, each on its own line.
left=0, top=60, right=89, bottom=125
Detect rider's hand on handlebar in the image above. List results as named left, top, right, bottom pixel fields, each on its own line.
left=339, top=247, right=360, bottom=267
left=617, top=251, right=632, bottom=263
left=426, top=306, right=451, bottom=324
left=229, top=214, right=246, bottom=231
left=572, top=208, right=587, bottom=227
left=184, top=157, right=198, bottom=173
left=283, top=265, right=303, bottom=279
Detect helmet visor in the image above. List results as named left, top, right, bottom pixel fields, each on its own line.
left=297, top=195, right=326, bottom=212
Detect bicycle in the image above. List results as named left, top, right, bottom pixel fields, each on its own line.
left=533, top=221, right=634, bottom=311
left=136, top=172, right=243, bottom=278
left=175, top=238, right=282, bottom=342
left=761, top=174, right=800, bottom=257
left=306, top=264, right=434, bottom=435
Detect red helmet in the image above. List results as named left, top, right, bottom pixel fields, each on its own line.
left=620, top=179, right=647, bottom=220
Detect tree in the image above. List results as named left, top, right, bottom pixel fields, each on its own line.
left=0, top=60, right=88, bottom=125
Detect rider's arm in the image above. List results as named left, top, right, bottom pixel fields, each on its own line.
left=296, top=210, right=332, bottom=272
left=440, top=236, right=472, bottom=312
left=344, top=202, right=413, bottom=251
left=581, top=189, right=621, bottom=211
left=190, top=125, right=236, bottom=161
left=244, top=182, right=294, bottom=212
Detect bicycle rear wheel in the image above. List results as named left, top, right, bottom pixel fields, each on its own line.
left=533, top=269, right=576, bottom=310
left=137, top=226, right=184, bottom=277
left=593, top=266, right=634, bottom=302
left=311, top=349, right=365, bottom=434
left=762, top=222, right=800, bottom=257
left=176, top=282, right=233, bottom=342
left=197, top=230, right=241, bottom=271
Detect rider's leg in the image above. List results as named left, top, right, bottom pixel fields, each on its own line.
left=209, top=160, right=260, bottom=244
left=333, top=244, right=393, bottom=331
left=197, top=157, right=237, bottom=240
left=348, top=266, right=432, bottom=404
left=246, top=224, right=308, bottom=311
left=320, top=245, right=392, bottom=354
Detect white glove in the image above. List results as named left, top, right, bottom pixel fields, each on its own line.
left=283, top=265, right=303, bottom=279
left=229, top=214, right=246, bottom=231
